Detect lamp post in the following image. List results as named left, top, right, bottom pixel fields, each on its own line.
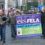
left=5, top=0, right=8, bottom=16
left=15, top=0, right=18, bottom=8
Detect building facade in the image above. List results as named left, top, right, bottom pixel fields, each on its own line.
left=0, top=0, right=44, bottom=9
left=0, top=0, right=4, bottom=8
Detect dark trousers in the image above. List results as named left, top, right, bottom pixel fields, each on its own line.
left=42, top=23, right=45, bottom=37
left=11, top=24, right=16, bottom=38
left=0, top=24, right=6, bottom=42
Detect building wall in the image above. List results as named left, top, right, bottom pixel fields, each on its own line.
left=0, top=0, right=4, bottom=2
left=8, top=0, right=16, bottom=7
left=0, top=0, right=4, bottom=8
left=8, top=0, right=44, bottom=8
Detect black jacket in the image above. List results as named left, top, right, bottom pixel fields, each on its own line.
left=41, top=11, right=45, bottom=24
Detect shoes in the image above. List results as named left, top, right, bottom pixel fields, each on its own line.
left=0, top=39, right=5, bottom=45
left=41, top=36, right=45, bottom=39
left=0, top=38, right=2, bottom=41
left=11, top=35, right=16, bottom=38
left=3, top=40, right=5, bottom=43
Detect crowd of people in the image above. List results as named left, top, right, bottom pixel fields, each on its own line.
left=0, top=7, right=45, bottom=44
left=0, top=7, right=22, bottom=44
left=7, top=7, right=41, bottom=15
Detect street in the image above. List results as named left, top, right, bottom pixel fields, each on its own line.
left=0, top=25, right=45, bottom=45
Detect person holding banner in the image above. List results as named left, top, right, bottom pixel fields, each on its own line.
left=41, top=7, right=45, bottom=38
left=8, top=8, right=16, bottom=39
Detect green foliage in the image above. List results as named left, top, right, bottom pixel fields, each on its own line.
left=22, top=2, right=38, bottom=11
left=33, top=2, right=38, bottom=7
left=43, top=0, right=45, bottom=5
left=27, top=2, right=31, bottom=10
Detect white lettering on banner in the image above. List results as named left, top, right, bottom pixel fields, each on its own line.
left=17, top=18, right=40, bottom=24
left=36, top=18, right=40, bottom=22
left=27, top=18, right=40, bottom=23
left=27, top=19, right=34, bottom=23
left=17, top=20, right=22, bottom=24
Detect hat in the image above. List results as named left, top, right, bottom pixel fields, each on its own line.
left=42, top=7, right=45, bottom=11
left=16, top=9, right=20, bottom=12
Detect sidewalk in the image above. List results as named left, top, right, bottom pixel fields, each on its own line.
left=0, top=41, right=2, bottom=45
left=0, top=25, right=45, bottom=45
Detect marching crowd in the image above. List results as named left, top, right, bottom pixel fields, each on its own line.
left=0, top=7, right=45, bottom=44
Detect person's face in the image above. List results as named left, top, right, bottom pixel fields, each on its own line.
left=0, top=10, right=3, bottom=16
left=44, top=9, right=45, bottom=12
left=9, top=11, right=14, bottom=16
